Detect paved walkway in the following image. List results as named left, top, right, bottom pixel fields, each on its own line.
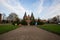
left=0, top=26, right=60, bottom=40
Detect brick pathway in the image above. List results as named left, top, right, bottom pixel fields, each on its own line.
left=0, top=26, right=60, bottom=40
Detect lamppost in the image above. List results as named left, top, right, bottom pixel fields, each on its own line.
left=0, top=13, right=2, bottom=23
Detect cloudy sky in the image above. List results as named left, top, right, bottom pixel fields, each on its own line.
left=0, top=0, right=60, bottom=19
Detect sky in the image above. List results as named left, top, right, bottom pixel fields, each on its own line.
left=0, top=0, right=60, bottom=19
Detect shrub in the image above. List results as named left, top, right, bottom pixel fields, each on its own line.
left=21, top=20, right=27, bottom=25
left=37, top=21, right=44, bottom=25
left=30, top=20, right=35, bottom=25
left=12, top=21, right=21, bottom=25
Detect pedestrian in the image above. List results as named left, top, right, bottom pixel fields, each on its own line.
left=35, top=22, right=37, bottom=26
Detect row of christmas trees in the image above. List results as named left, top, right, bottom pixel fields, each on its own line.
left=0, top=12, right=45, bottom=25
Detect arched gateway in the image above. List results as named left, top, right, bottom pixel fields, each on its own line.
left=23, top=12, right=35, bottom=26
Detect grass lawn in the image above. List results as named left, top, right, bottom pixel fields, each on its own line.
left=38, top=24, right=60, bottom=35
left=0, top=24, right=19, bottom=34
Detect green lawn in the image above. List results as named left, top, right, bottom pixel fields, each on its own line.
left=0, top=24, right=19, bottom=34
left=38, top=24, right=60, bottom=35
